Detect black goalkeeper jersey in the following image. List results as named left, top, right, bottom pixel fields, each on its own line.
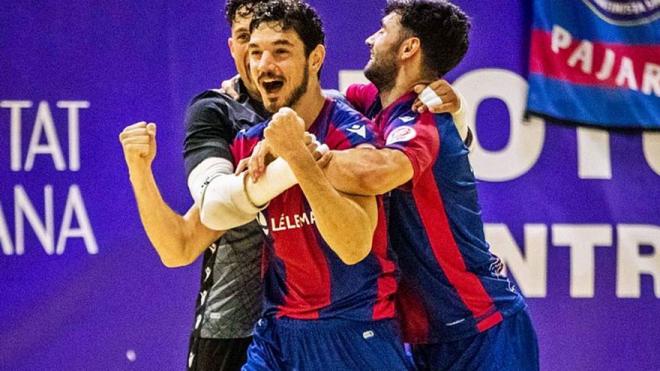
left=183, top=80, right=268, bottom=340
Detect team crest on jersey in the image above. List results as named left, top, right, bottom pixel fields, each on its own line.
left=581, top=0, right=659, bottom=26
left=386, top=125, right=417, bottom=145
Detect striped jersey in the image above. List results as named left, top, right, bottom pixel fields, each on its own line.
left=346, top=83, right=525, bottom=343
left=231, top=98, right=398, bottom=321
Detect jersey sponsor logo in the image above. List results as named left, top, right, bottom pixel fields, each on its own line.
left=386, top=125, right=417, bottom=145
left=346, top=124, right=367, bottom=138
left=270, top=211, right=316, bottom=232
left=581, top=0, right=659, bottom=26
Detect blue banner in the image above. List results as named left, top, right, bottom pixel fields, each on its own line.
left=527, top=0, right=660, bottom=129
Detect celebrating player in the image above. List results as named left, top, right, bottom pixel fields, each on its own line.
left=120, top=0, right=471, bottom=370
left=247, top=0, right=539, bottom=369
left=326, top=1, right=540, bottom=369
left=119, top=1, right=284, bottom=370
left=231, top=1, right=413, bottom=369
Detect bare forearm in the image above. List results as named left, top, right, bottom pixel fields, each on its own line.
left=287, top=151, right=375, bottom=264
left=324, top=148, right=413, bottom=196
left=129, top=167, right=220, bottom=267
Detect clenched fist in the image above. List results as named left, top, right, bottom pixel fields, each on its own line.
left=264, top=107, right=306, bottom=161
left=119, top=121, right=157, bottom=170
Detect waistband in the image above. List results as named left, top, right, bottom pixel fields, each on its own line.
left=258, top=316, right=397, bottom=331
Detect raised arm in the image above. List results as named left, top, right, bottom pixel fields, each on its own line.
left=119, top=122, right=222, bottom=268
left=265, top=108, right=377, bottom=265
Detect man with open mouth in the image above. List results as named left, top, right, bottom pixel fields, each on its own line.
left=119, top=0, right=470, bottom=369
left=229, top=0, right=414, bottom=369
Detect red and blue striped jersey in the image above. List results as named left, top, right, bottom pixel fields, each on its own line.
left=346, top=83, right=525, bottom=343
left=230, top=98, right=398, bottom=321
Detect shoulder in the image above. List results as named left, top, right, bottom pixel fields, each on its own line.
left=332, top=98, right=370, bottom=123
left=345, top=83, right=379, bottom=112
left=324, top=98, right=377, bottom=148
left=235, top=119, right=267, bottom=141
left=184, top=90, right=235, bottom=128
left=231, top=120, right=267, bottom=160
left=390, top=110, right=452, bottom=130
left=385, top=111, right=445, bottom=146
left=187, top=89, right=233, bottom=114
left=346, top=83, right=379, bottom=101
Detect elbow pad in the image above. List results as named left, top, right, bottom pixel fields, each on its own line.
left=199, top=172, right=260, bottom=231
left=187, top=157, right=235, bottom=204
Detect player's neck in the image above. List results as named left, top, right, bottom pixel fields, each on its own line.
left=293, top=85, right=326, bottom=130
left=380, top=63, right=426, bottom=108
left=379, top=78, right=415, bottom=108
left=380, top=69, right=427, bottom=109
left=379, top=86, right=406, bottom=108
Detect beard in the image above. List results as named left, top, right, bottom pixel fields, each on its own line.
left=283, top=66, right=309, bottom=109
left=263, top=66, right=310, bottom=112
left=364, top=48, right=399, bottom=92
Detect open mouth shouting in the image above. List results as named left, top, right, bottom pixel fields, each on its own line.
left=259, top=75, right=285, bottom=97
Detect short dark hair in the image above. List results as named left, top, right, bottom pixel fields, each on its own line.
left=225, top=0, right=266, bottom=26
left=385, top=0, right=470, bottom=77
left=249, top=0, right=325, bottom=57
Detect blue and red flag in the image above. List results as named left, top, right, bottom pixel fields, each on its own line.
left=526, top=0, right=659, bottom=129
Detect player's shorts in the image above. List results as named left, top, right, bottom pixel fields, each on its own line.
left=241, top=316, right=415, bottom=370
left=411, top=308, right=539, bottom=371
left=188, top=336, right=253, bottom=371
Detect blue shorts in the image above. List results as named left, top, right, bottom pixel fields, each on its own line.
left=242, top=317, right=414, bottom=371
left=412, top=309, right=539, bottom=371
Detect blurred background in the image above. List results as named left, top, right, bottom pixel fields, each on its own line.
left=1, top=0, right=658, bottom=370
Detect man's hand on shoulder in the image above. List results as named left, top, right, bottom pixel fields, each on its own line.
left=412, top=79, right=462, bottom=114
left=412, top=80, right=471, bottom=145
left=218, top=74, right=241, bottom=99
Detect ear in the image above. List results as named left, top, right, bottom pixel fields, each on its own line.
left=228, top=38, right=235, bottom=58
left=309, top=44, right=326, bottom=74
left=400, top=37, right=421, bottom=61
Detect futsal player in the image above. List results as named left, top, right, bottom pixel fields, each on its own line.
left=229, top=1, right=416, bottom=369
left=119, top=2, right=282, bottom=370
left=324, top=1, right=540, bottom=369
left=120, top=1, right=466, bottom=370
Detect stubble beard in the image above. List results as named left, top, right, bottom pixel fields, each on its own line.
left=266, top=66, right=310, bottom=112
left=364, top=50, right=398, bottom=93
